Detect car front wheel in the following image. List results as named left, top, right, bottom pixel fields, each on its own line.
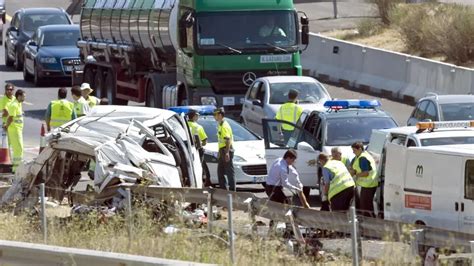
left=5, top=46, right=14, bottom=67
left=23, top=58, right=33, bottom=82
left=34, top=64, right=43, bottom=86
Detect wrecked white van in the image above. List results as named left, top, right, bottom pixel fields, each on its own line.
left=2, top=106, right=203, bottom=204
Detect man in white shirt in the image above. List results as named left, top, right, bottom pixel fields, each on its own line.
left=265, top=149, right=310, bottom=208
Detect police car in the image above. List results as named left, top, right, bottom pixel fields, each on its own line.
left=169, top=106, right=267, bottom=186
left=262, top=99, right=398, bottom=196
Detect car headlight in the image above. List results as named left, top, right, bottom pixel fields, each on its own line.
left=40, top=57, right=57, bottom=64
left=203, top=150, right=219, bottom=163
left=201, top=96, right=217, bottom=106
left=233, top=155, right=246, bottom=162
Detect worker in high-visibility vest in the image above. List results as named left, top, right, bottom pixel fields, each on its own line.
left=71, top=85, right=90, bottom=117
left=80, top=83, right=101, bottom=108
left=1, top=83, right=15, bottom=149
left=3, top=90, right=26, bottom=172
left=187, top=109, right=209, bottom=185
left=349, top=141, right=378, bottom=217
left=214, top=107, right=235, bottom=191
left=318, top=153, right=355, bottom=212
left=331, top=147, right=351, bottom=169
left=45, top=87, right=77, bottom=132
left=275, top=89, right=303, bottom=142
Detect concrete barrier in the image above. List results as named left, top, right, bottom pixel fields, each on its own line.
left=303, top=33, right=474, bottom=104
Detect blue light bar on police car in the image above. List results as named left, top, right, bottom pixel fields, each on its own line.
left=168, top=105, right=216, bottom=115
left=323, top=99, right=381, bottom=109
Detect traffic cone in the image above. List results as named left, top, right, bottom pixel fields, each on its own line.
left=0, top=128, right=12, bottom=173
left=39, top=123, right=46, bottom=154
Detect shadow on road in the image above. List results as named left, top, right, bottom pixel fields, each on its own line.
left=25, top=109, right=46, bottom=120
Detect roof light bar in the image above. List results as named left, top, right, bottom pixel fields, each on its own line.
left=416, top=120, right=474, bottom=130
left=323, top=99, right=381, bottom=109
left=168, top=105, right=216, bottom=115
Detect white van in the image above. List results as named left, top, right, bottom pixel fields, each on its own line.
left=382, top=143, right=474, bottom=234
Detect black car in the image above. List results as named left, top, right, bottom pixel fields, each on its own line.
left=4, top=8, right=72, bottom=70
left=0, top=0, right=5, bottom=45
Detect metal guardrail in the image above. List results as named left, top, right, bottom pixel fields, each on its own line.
left=0, top=240, right=213, bottom=266
left=1, top=184, right=474, bottom=253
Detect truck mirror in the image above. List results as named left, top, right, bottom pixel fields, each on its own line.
left=185, top=13, right=195, bottom=28
left=300, top=16, right=309, bottom=26
left=301, top=25, right=309, bottom=45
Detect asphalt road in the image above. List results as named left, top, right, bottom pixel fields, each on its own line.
left=0, top=0, right=413, bottom=205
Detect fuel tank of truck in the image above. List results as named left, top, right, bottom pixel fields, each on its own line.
left=80, top=0, right=179, bottom=62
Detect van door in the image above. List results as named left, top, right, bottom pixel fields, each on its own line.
left=460, top=159, right=474, bottom=234
left=383, top=143, right=407, bottom=221
left=262, top=119, right=319, bottom=187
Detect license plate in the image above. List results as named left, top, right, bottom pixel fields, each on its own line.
left=260, top=54, right=292, bottom=63
left=254, top=176, right=266, bottom=183
left=64, top=65, right=84, bottom=72
left=223, top=97, right=235, bottom=106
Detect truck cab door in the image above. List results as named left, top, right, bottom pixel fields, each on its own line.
left=460, top=159, right=474, bottom=234
left=262, top=119, right=319, bottom=187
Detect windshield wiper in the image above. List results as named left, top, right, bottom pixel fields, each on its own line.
left=262, top=43, right=288, bottom=53
left=215, top=42, right=242, bottom=54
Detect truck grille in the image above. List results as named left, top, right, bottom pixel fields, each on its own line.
left=201, top=69, right=297, bottom=95
left=241, top=164, right=267, bottom=176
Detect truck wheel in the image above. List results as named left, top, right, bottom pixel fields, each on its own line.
left=83, top=67, right=95, bottom=93
left=94, top=68, right=105, bottom=99
left=105, top=69, right=127, bottom=105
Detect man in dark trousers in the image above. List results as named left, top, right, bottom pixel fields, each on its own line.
left=214, top=107, right=235, bottom=191
left=318, top=153, right=355, bottom=212
left=349, top=141, right=378, bottom=217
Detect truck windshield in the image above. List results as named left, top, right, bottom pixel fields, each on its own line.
left=196, top=10, right=297, bottom=51
left=325, top=117, right=397, bottom=146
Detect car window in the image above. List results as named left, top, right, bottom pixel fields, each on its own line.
left=22, top=14, right=70, bottom=33
left=12, top=13, right=20, bottom=29
left=406, top=138, right=417, bottom=147
left=414, top=100, right=429, bottom=120
left=390, top=134, right=407, bottom=146
left=41, top=30, right=80, bottom=46
left=263, top=120, right=318, bottom=149
left=166, top=115, right=188, bottom=141
left=248, top=82, right=260, bottom=100
left=465, top=160, right=474, bottom=200
left=440, top=103, right=474, bottom=121
left=425, top=102, right=437, bottom=121
left=325, top=116, right=397, bottom=146
left=256, top=83, right=265, bottom=103
left=421, top=136, right=474, bottom=146
left=198, top=117, right=259, bottom=143
left=269, top=82, right=328, bottom=104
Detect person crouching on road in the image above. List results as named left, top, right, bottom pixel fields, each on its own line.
left=318, top=153, right=355, bottom=212
left=3, top=90, right=25, bottom=172
left=80, top=83, right=100, bottom=108
left=213, top=107, right=236, bottom=191
left=45, top=87, right=76, bottom=132
left=349, top=141, right=378, bottom=217
left=266, top=149, right=310, bottom=208
left=71, top=85, right=90, bottom=117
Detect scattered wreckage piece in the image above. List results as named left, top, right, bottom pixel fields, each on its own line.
left=1, top=106, right=203, bottom=208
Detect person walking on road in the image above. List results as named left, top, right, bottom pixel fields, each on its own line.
left=213, top=107, right=235, bottom=191
left=318, top=153, right=355, bottom=212
left=349, top=141, right=378, bottom=217
left=80, top=83, right=100, bottom=108
left=275, top=89, right=303, bottom=142
left=71, top=85, right=90, bottom=117
left=45, top=87, right=76, bottom=132
left=3, top=90, right=26, bottom=172
left=265, top=149, right=310, bottom=208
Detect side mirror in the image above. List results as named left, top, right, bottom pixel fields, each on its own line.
left=300, top=16, right=309, bottom=45
left=8, top=26, right=18, bottom=33
left=297, top=141, right=315, bottom=153
left=252, top=99, right=263, bottom=106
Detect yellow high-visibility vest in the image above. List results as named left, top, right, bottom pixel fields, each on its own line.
left=217, top=120, right=233, bottom=149
left=50, top=99, right=74, bottom=127
left=352, top=151, right=378, bottom=188
left=275, top=102, right=303, bottom=131
left=325, top=160, right=355, bottom=200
